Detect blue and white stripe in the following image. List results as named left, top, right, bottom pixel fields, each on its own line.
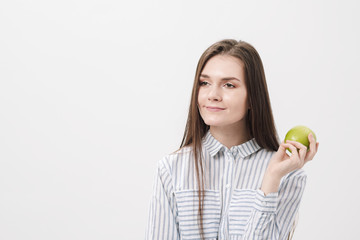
left=145, top=130, right=307, bottom=240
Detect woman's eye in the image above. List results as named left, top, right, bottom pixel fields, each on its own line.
left=224, top=83, right=235, bottom=88
left=199, top=81, right=209, bottom=86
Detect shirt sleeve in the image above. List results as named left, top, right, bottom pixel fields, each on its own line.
left=145, top=159, right=180, bottom=240
left=242, top=169, right=307, bottom=240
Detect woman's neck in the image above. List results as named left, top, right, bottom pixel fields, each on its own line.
left=210, top=123, right=250, bottom=149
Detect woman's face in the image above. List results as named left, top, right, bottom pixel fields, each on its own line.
left=198, top=55, right=248, bottom=130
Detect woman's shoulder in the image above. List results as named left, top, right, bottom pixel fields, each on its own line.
left=170, top=145, right=193, bottom=155
left=251, top=147, right=277, bottom=160
left=157, top=146, right=194, bottom=170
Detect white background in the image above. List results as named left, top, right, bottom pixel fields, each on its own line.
left=1, top=0, right=359, bottom=239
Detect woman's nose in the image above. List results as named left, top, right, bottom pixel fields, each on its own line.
left=208, top=87, right=222, bottom=102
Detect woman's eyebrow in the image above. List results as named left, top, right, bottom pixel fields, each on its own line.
left=200, top=74, right=210, bottom=78
left=221, top=77, right=241, bottom=82
left=200, top=74, right=241, bottom=82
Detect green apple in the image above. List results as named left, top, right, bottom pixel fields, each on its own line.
left=284, top=125, right=316, bottom=152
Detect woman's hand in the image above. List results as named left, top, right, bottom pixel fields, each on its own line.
left=260, top=133, right=319, bottom=195
left=268, top=133, right=319, bottom=179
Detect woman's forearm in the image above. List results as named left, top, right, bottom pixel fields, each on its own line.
left=260, top=170, right=282, bottom=196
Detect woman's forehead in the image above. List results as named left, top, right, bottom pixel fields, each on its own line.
left=201, top=55, right=245, bottom=78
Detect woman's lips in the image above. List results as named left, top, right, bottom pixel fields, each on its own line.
left=205, top=106, right=225, bottom=112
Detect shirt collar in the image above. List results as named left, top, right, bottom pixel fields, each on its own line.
left=202, top=130, right=261, bottom=158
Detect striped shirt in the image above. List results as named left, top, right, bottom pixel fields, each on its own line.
left=145, top=130, right=307, bottom=240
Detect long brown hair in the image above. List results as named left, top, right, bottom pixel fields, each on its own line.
left=180, top=39, right=280, bottom=239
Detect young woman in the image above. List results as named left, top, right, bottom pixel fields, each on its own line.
left=145, top=39, right=319, bottom=240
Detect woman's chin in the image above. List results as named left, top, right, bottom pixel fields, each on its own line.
left=204, top=120, right=226, bottom=128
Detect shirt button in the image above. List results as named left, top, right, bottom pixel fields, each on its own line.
left=225, top=184, right=231, bottom=189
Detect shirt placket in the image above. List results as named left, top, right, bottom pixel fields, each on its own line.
left=219, top=149, right=236, bottom=240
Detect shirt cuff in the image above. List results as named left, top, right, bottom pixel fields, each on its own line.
left=253, top=189, right=278, bottom=213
